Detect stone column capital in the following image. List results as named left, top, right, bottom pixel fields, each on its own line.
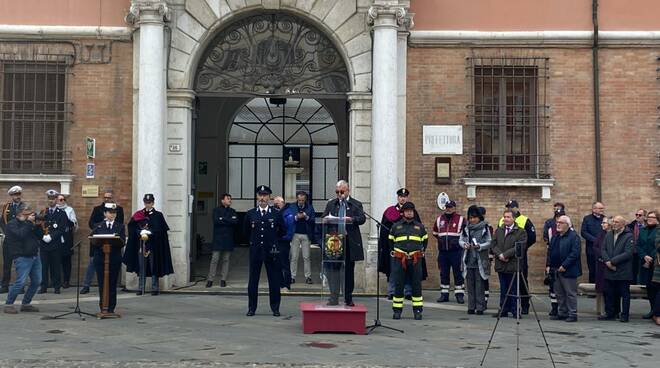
left=126, top=1, right=171, bottom=27
left=168, top=89, right=196, bottom=109
left=367, top=5, right=408, bottom=29
left=347, top=92, right=372, bottom=111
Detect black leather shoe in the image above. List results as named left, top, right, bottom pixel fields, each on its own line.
left=456, top=294, right=465, bottom=304
left=220, top=280, right=227, bottom=287
left=151, top=290, right=159, bottom=296
left=414, top=311, right=423, bottom=320
left=467, top=309, right=475, bottom=315
left=305, top=277, right=313, bottom=284
left=436, top=294, right=449, bottom=303
left=550, top=315, right=567, bottom=320
left=62, top=282, right=70, bottom=289
left=345, top=301, right=355, bottom=307
left=80, top=287, right=90, bottom=294
left=205, top=281, right=213, bottom=288
left=273, top=311, right=281, bottom=317
left=565, top=316, right=578, bottom=322
left=620, top=316, right=629, bottom=323
left=393, top=311, right=402, bottom=320
left=38, top=288, right=47, bottom=294
left=54, top=288, right=61, bottom=294
left=598, top=314, right=616, bottom=321
left=476, top=310, right=484, bottom=315
left=246, top=310, right=255, bottom=316
left=521, top=306, right=529, bottom=315
left=493, top=311, right=509, bottom=318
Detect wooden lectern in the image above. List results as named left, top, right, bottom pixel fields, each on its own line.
left=89, top=235, right=124, bottom=319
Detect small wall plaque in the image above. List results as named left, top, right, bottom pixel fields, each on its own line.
left=435, top=157, right=451, bottom=184
left=169, top=143, right=181, bottom=153
left=82, top=185, right=99, bottom=198
left=86, top=163, right=95, bottom=179
left=86, top=137, right=96, bottom=158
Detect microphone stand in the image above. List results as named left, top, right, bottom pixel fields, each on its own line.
left=44, top=241, right=96, bottom=320
left=363, top=210, right=403, bottom=334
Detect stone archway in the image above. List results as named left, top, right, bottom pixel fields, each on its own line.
left=162, top=1, right=374, bottom=288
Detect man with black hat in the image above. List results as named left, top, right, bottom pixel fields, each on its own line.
left=542, top=204, right=566, bottom=317
left=388, top=202, right=428, bottom=320
left=38, top=189, right=69, bottom=294
left=90, top=202, right=126, bottom=314
left=243, top=185, right=284, bottom=316
left=0, top=185, right=23, bottom=293
left=498, top=199, right=537, bottom=314
left=378, top=188, right=422, bottom=300
left=81, top=190, right=124, bottom=294
left=433, top=200, right=466, bottom=303
left=123, top=194, right=174, bottom=295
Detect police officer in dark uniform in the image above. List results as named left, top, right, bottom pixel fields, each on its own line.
left=388, top=202, right=428, bottom=320
left=0, top=185, right=23, bottom=293
left=90, top=202, right=126, bottom=314
left=243, top=185, right=284, bottom=317
left=38, top=189, right=69, bottom=294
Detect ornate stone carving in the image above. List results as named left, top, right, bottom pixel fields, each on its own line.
left=75, top=41, right=112, bottom=64
left=125, top=1, right=171, bottom=26
left=367, top=5, right=408, bottom=27
left=195, top=13, right=350, bottom=95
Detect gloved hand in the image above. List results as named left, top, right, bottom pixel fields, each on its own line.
left=140, top=229, right=152, bottom=241
left=42, top=234, right=52, bottom=243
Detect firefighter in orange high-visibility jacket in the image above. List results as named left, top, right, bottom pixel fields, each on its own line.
left=388, top=202, right=428, bottom=320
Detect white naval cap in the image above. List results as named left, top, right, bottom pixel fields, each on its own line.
left=7, top=186, right=22, bottom=195
left=46, top=189, right=60, bottom=198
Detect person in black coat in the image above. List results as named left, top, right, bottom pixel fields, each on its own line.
left=581, top=201, right=605, bottom=283
left=243, top=185, right=285, bottom=316
left=322, top=180, right=366, bottom=306
left=599, top=215, right=635, bottom=322
left=123, top=194, right=174, bottom=295
left=81, top=190, right=124, bottom=294
left=0, top=185, right=24, bottom=294
left=37, top=189, right=69, bottom=294
left=206, top=193, right=238, bottom=288
left=90, top=202, right=126, bottom=314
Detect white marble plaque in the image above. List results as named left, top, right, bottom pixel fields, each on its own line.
left=422, top=125, right=463, bottom=155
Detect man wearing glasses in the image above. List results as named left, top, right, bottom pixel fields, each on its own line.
left=546, top=215, right=581, bottom=322
left=581, top=201, right=605, bottom=284
left=627, top=208, right=647, bottom=283
left=81, top=190, right=124, bottom=294
left=322, top=180, right=366, bottom=306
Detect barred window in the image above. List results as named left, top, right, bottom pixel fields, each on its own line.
left=0, top=55, right=72, bottom=174
left=467, top=57, right=549, bottom=178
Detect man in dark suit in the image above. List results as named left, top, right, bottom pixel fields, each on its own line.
left=206, top=193, right=238, bottom=288
left=81, top=190, right=124, bottom=294
left=38, top=189, right=69, bottom=294
left=243, top=185, right=284, bottom=317
left=90, top=203, right=126, bottom=314
left=322, top=180, right=366, bottom=306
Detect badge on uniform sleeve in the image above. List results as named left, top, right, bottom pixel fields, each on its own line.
left=53, top=223, right=58, bottom=229
left=396, top=225, right=402, bottom=230
left=414, top=225, right=420, bottom=230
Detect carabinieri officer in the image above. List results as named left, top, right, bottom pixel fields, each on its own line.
left=243, top=185, right=284, bottom=317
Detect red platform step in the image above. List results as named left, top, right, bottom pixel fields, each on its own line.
left=300, top=302, right=367, bottom=335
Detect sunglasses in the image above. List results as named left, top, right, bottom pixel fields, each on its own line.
left=635, top=214, right=644, bottom=217
left=335, top=190, right=345, bottom=195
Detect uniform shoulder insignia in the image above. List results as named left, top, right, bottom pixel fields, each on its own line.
left=413, top=225, right=420, bottom=230
left=396, top=225, right=403, bottom=229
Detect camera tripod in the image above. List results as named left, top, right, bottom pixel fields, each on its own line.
left=480, top=247, right=556, bottom=368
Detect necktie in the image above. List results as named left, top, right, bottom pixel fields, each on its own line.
left=261, top=209, right=265, bottom=217
left=338, top=200, right=346, bottom=234
left=50, top=208, right=54, bottom=215
left=107, top=222, right=111, bottom=229
left=505, top=226, right=511, bottom=236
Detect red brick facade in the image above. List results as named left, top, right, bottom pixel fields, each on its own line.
left=407, top=47, right=660, bottom=290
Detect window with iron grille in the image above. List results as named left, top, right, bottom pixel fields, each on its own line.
left=0, top=55, right=72, bottom=174
left=467, top=57, right=550, bottom=178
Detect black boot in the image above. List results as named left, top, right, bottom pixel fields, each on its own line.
left=436, top=293, right=449, bottom=303
left=220, top=280, right=227, bottom=287
left=455, top=293, right=465, bottom=304
left=80, top=286, right=90, bottom=294
left=549, top=303, right=558, bottom=317
left=413, top=310, right=423, bottom=320
left=205, top=280, right=213, bottom=288
left=393, top=310, right=402, bottom=320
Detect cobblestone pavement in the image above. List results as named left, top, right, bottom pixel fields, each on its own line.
left=0, top=288, right=657, bottom=368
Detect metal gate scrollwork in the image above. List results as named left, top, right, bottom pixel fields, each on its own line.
left=195, top=13, right=350, bottom=95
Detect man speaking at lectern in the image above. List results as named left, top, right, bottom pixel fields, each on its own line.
left=322, top=180, right=366, bottom=306
left=90, top=203, right=125, bottom=314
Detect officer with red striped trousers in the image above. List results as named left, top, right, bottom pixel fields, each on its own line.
left=433, top=200, right=466, bottom=303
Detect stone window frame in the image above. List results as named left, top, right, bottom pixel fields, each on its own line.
left=466, top=56, right=551, bottom=179
left=0, top=52, right=73, bottom=175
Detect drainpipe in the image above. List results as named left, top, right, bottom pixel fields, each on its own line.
left=592, top=0, right=602, bottom=201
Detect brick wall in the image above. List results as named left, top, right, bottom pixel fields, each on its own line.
left=0, top=40, right=133, bottom=285
left=407, top=47, right=660, bottom=292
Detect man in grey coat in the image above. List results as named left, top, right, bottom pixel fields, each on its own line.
left=598, top=215, right=634, bottom=322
